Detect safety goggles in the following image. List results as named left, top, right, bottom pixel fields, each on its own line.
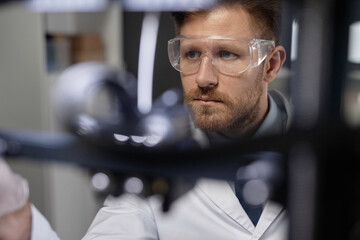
left=168, top=35, right=275, bottom=76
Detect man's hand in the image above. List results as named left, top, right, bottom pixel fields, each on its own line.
left=0, top=159, right=32, bottom=240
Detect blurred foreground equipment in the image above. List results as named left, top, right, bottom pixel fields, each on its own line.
left=52, top=62, right=191, bottom=149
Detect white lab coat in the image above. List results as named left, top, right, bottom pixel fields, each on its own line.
left=82, top=179, right=288, bottom=240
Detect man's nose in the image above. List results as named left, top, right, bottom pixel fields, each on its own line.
left=195, top=56, right=218, bottom=88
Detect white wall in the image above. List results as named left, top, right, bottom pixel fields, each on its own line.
left=0, top=3, right=52, bottom=219
left=0, top=3, right=122, bottom=239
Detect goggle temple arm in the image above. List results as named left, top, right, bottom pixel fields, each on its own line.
left=168, top=40, right=180, bottom=70
left=251, top=40, right=275, bottom=68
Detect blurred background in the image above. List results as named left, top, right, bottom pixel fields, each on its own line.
left=0, top=0, right=359, bottom=239
left=0, top=3, right=186, bottom=239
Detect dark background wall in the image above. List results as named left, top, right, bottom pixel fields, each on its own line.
left=123, top=12, right=182, bottom=100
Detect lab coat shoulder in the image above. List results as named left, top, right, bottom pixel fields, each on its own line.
left=31, top=204, right=60, bottom=240
left=82, top=194, right=159, bottom=240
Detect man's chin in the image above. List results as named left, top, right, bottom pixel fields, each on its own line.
left=192, top=114, right=227, bottom=132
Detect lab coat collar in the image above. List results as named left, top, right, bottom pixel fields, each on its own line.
left=196, top=178, right=284, bottom=237
left=253, top=90, right=290, bottom=139
left=254, top=200, right=284, bottom=238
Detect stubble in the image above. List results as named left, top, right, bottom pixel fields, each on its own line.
left=184, top=70, right=264, bottom=135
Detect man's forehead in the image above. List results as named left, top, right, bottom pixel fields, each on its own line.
left=179, top=36, right=252, bottom=47
left=179, top=6, right=255, bottom=40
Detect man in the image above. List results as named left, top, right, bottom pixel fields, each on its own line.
left=82, top=0, right=289, bottom=239
left=0, top=0, right=289, bottom=239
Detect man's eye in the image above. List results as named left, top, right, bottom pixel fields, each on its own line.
left=186, top=51, right=201, bottom=59
left=220, top=51, right=238, bottom=59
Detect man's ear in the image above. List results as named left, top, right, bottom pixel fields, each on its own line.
left=263, top=46, right=286, bottom=83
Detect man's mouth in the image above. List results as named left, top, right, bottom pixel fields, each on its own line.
left=193, top=97, right=222, bottom=105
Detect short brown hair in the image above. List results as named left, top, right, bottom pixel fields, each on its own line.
left=171, top=0, right=282, bottom=45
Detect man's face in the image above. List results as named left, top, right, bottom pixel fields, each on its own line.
left=179, top=6, right=267, bottom=136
